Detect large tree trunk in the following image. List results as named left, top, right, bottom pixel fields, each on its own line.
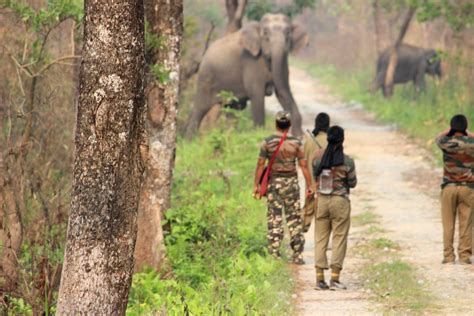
left=56, top=0, right=145, bottom=314
left=384, top=7, right=416, bottom=97
left=226, top=0, right=247, bottom=34
left=134, top=0, right=183, bottom=272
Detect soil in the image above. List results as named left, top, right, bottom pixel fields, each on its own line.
left=266, top=67, right=474, bottom=315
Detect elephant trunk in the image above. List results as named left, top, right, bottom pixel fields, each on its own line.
left=271, top=49, right=303, bottom=136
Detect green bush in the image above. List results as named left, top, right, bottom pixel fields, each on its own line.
left=127, top=112, right=293, bottom=315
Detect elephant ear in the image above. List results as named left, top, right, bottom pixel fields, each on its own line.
left=240, top=21, right=261, bottom=57
left=291, top=23, right=309, bottom=54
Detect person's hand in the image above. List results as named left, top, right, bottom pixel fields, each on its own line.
left=253, top=185, right=261, bottom=200
left=466, top=130, right=474, bottom=137
left=306, top=188, right=314, bottom=198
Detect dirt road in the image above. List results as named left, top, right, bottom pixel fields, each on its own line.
left=266, top=67, right=474, bottom=315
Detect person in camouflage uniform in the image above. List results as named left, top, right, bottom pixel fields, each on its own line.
left=436, top=114, right=474, bottom=265
left=313, top=126, right=357, bottom=290
left=253, top=111, right=313, bottom=264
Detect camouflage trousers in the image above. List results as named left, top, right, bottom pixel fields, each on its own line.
left=266, top=175, right=305, bottom=258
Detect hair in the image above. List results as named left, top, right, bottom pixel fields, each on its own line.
left=312, top=112, right=330, bottom=136
left=447, top=114, right=468, bottom=136
left=327, top=125, right=344, bottom=144
left=276, top=119, right=291, bottom=130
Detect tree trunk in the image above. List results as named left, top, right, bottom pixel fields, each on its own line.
left=384, top=7, right=416, bottom=97
left=372, top=0, right=384, bottom=55
left=0, top=102, right=23, bottom=297
left=56, top=0, right=145, bottom=314
left=134, top=0, right=183, bottom=272
left=226, top=0, right=247, bottom=34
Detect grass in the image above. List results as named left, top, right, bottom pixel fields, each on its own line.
left=363, top=260, right=432, bottom=312
left=351, top=209, right=433, bottom=313
left=127, top=110, right=293, bottom=315
left=352, top=210, right=378, bottom=226
left=292, top=59, right=474, bottom=161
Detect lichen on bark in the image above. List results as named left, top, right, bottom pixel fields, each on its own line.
left=57, top=0, right=146, bottom=314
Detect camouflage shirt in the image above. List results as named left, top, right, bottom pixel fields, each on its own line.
left=436, top=135, right=474, bottom=188
left=312, top=155, right=357, bottom=196
left=259, top=132, right=305, bottom=175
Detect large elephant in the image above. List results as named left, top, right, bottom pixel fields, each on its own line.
left=185, top=14, right=308, bottom=139
left=371, top=44, right=442, bottom=95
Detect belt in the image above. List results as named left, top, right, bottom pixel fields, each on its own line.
left=271, top=172, right=297, bottom=178
left=443, top=182, right=473, bottom=188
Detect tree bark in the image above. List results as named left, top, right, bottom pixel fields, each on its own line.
left=0, top=101, right=23, bottom=297
left=372, top=0, right=384, bottom=55
left=226, top=0, right=247, bottom=34
left=134, top=0, right=183, bottom=272
left=384, top=7, right=416, bottom=97
left=56, top=0, right=145, bottom=314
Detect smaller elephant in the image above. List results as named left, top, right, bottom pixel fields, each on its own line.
left=371, top=44, right=441, bottom=95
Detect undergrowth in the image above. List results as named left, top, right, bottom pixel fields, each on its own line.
left=293, top=59, right=473, bottom=161
left=127, top=111, right=293, bottom=315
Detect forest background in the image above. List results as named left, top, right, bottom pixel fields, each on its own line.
left=0, top=0, right=472, bottom=314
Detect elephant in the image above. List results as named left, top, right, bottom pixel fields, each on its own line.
left=185, top=13, right=309, bottom=139
left=371, top=44, right=442, bottom=95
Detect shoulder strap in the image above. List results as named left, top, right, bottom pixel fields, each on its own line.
left=306, top=129, right=322, bottom=149
left=267, top=132, right=288, bottom=171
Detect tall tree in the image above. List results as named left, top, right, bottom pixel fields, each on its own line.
left=134, top=0, right=183, bottom=272
left=226, top=0, right=247, bottom=34
left=372, top=0, right=385, bottom=55
left=56, top=0, right=145, bottom=313
left=383, top=6, right=416, bottom=97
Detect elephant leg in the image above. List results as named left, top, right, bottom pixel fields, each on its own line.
left=248, top=90, right=265, bottom=127
left=185, top=84, right=215, bottom=140
left=275, top=90, right=302, bottom=137
left=370, top=70, right=385, bottom=93
left=414, top=72, right=426, bottom=94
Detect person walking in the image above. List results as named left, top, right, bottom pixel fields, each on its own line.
left=313, top=126, right=357, bottom=290
left=302, top=113, right=330, bottom=232
left=253, top=111, right=313, bottom=264
left=436, top=114, right=474, bottom=265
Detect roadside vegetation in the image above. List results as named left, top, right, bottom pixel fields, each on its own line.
left=352, top=208, right=434, bottom=313
left=127, top=112, right=293, bottom=315
left=293, top=60, right=473, bottom=159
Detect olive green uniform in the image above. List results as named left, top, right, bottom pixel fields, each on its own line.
left=302, top=132, right=328, bottom=230
left=312, top=155, right=357, bottom=272
left=260, top=132, right=305, bottom=258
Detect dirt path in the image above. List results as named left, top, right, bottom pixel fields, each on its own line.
left=266, top=67, right=474, bottom=315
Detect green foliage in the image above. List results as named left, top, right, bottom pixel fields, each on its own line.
left=217, top=90, right=238, bottom=105
left=378, top=0, right=474, bottom=32
left=294, top=60, right=473, bottom=161
left=149, top=63, right=170, bottom=83
left=246, top=0, right=316, bottom=20
left=127, top=122, right=293, bottom=314
left=2, top=0, right=83, bottom=33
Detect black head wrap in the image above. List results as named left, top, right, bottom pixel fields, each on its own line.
left=447, top=114, right=468, bottom=137
left=312, top=112, right=330, bottom=137
left=315, top=126, right=345, bottom=177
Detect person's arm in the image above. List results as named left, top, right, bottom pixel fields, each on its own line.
left=298, top=159, right=313, bottom=197
left=253, top=157, right=266, bottom=198
left=347, top=160, right=357, bottom=189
